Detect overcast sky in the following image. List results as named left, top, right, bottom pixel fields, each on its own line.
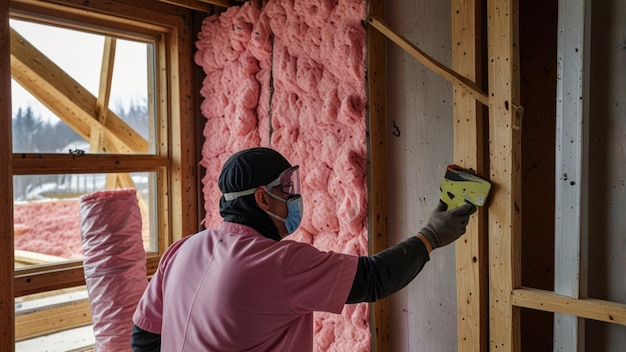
left=10, top=19, right=149, bottom=123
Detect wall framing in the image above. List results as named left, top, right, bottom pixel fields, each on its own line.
left=553, top=0, right=590, bottom=350
left=368, top=0, right=626, bottom=351
left=2, top=0, right=626, bottom=350
left=366, top=0, right=389, bottom=350
left=485, top=0, right=523, bottom=349
left=451, top=0, right=487, bottom=350
left=0, top=0, right=15, bottom=348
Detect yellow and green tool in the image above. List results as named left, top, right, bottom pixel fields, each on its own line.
left=439, top=165, right=491, bottom=210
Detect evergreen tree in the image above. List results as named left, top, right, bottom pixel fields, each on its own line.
left=50, top=122, right=82, bottom=152
left=12, top=106, right=42, bottom=152
left=114, top=98, right=149, bottom=140
left=11, top=100, right=149, bottom=200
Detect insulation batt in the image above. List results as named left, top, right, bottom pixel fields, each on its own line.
left=195, top=0, right=369, bottom=350
left=79, top=189, right=147, bottom=352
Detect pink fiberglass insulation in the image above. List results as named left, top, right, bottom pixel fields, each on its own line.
left=79, top=189, right=147, bottom=352
left=14, top=199, right=83, bottom=259
left=195, top=0, right=369, bottom=350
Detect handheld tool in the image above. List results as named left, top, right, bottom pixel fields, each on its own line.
left=439, top=165, right=491, bottom=210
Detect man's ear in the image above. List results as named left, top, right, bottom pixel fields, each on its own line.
left=254, top=187, right=269, bottom=210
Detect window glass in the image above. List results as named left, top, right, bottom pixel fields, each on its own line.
left=111, top=40, right=154, bottom=144
left=10, top=103, right=82, bottom=154
left=14, top=172, right=157, bottom=269
left=10, top=19, right=156, bottom=154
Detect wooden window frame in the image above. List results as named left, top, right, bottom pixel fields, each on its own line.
left=2, top=0, right=199, bottom=344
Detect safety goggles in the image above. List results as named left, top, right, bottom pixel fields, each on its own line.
left=266, top=166, right=300, bottom=197
left=222, top=165, right=300, bottom=201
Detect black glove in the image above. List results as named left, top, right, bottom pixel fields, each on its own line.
left=419, top=201, right=477, bottom=249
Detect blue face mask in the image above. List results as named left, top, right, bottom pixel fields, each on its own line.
left=265, top=191, right=303, bottom=234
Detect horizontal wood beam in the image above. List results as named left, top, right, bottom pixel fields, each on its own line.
left=15, top=255, right=161, bottom=297
left=15, top=299, right=92, bottom=341
left=12, top=153, right=169, bottom=175
left=14, top=250, right=66, bottom=268
left=367, top=16, right=489, bottom=107
left=512, top=288, right=626, bottom=327
left=198, top=0, right=234, bottom=7
left=158, top=0, right=243, bottom=11
left=15, top=265, right=86, bottom=298
left=158, top=0, right=216, bottom=12
left=10, top=0, right=173, bottom=39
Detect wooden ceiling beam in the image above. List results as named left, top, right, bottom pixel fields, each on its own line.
left=158, top=0, right=214, bottom=12
left=157, top=0, right=229, bottom=12
left=197, top=0, right=236, bottom=7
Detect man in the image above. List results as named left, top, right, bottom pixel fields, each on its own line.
left=131, top=147, right=475, bottom=351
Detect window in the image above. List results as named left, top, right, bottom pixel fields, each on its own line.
left=4, top=0, right=200, bottom=342
left=11, top=19, right=159, bottom=260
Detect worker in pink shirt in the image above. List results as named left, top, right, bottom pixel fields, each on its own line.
left=131, top=147, right=475, bottom=351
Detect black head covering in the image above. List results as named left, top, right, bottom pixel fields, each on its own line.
left=218, top=147, right=292, bottom=241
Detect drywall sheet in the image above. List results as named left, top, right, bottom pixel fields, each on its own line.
left=385, top=1, right=460, bottom=351
left=194, top=1, right=369, bottom=350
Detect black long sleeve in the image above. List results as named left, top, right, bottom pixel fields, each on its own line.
left=131, top=324, right=161, bottom=352
left=346, top=236, right=430, bottom=304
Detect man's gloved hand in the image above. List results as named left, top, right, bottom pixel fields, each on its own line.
left=419, top=201, right=477, bottom=249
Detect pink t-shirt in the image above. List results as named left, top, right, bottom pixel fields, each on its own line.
left=133, top=222, right=359, bottom=351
